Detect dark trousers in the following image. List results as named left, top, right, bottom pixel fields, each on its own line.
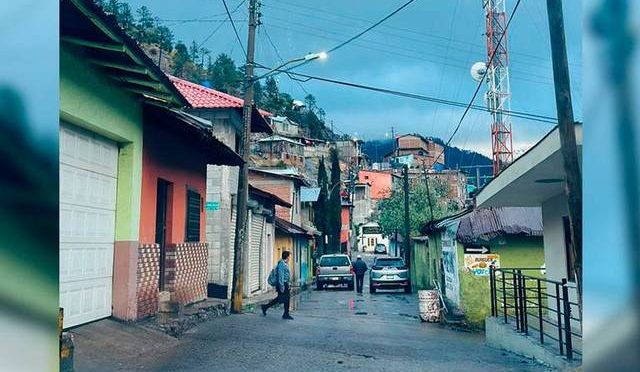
left=355, top=274, right=365, bottom=293
left=265, top=283, right=290, bottom=316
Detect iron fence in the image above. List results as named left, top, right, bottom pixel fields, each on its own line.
left=489, top=267, right=582, bottom=360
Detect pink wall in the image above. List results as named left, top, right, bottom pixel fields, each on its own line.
left=139, top=122, right=207, bottom=244
left=359, top=170, right=392, bottom=200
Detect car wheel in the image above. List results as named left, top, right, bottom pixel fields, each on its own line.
left=347, top=280, right=354, bottom=291
left=316, top=281, right=323, bottom=290
left=370, top=283, right=376, bottom=293
left=404, top=283, right=412, bottom=293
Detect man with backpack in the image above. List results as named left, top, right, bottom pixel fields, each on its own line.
left=262, top=251, right=293, bottom=320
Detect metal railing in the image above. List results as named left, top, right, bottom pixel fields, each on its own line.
left=489, top=267, right=582, bottom=360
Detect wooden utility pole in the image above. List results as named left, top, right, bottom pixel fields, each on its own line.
left=546, top=0, right=582, bottom=303
left=403, top=164, right=411, bottom=268
left=231, top=0, right=258, bottom=314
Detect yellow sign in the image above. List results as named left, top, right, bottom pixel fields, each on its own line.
left=463, top=254, right=500, bottom=276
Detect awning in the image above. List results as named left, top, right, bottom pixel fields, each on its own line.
left=249, top=185, right=292, bottom=208
left=143, top=103, right=243, bottom=166
left=476, top=124, right=582, bottom=208
left=274, top=217, right=308, bottom=236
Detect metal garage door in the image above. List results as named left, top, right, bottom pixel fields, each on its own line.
left=249, top=214, right=264, bottom=293
left=59, top=124, right=118, bottom=328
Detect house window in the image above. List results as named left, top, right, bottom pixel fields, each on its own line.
left=562, top=216, right=576, bottom=282
left=186, top=188, right=201, bottom=242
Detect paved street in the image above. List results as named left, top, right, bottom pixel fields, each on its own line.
left=75, top=255, right=548, bottom=372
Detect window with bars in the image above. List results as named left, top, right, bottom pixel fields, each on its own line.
left=185, top=188, right=201, bottom=242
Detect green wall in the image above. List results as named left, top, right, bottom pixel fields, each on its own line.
left=410, top=235, right=444, bottom=291
left=60, top=47, right=143, bottom=241
left=457, top=236, right=544, bottom=328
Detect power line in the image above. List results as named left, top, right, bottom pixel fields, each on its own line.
left=253, top=64, right=557, bottom=124
left=197, top=0, right=247, bottom=48
left=261, top=25, right=310, bottom=95
left=267, top=0, right=582, bottom=68
left=431, top=0, right=523, bottom=167
left=270, top=0, right=418, bottom=78
left=222, top=0, right=248, bottom=58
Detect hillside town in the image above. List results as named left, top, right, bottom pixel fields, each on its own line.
left=57, top=0, right=583, bottom=371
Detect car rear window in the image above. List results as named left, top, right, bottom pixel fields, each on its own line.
left=320, top=256, right=350, bottom=267
left=375, top=259, right=404, bottom=268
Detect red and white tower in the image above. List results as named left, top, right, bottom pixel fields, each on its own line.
left=484, top=0, right=513, bottom=175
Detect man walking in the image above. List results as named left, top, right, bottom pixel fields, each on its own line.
left=353, top=255, right=368, bottom=293
left=262, top=251, right=293, bottom=320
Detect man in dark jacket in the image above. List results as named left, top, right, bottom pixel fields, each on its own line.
left=353, top=255, right=368, bottom=293
left=262, top=251, right=293, bottom=320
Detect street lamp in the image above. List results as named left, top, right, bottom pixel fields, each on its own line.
left=253, top=51, right=328, bottom=82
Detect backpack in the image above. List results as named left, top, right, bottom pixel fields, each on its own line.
left=267, top=266, right=278, bottom=287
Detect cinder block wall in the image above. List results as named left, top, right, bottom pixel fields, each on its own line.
left=206, top=165, right=239, bottom=289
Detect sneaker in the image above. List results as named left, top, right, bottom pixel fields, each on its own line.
left=282, top=314, right=294, bottom=320
left=261, top=305, right=267, bottom=316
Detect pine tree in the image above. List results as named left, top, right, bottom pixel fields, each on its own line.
left=327, top=148, right=342, bottom=253
left=314, top=157, right=329, bottom=255
left=207, top=53, right=242, bottom=95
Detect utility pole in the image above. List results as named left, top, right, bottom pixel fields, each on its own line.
left=546, top=0, right=582, bottom=305
left=403, top=164, right=411, bottom=268
left=422, top=165, right=434, bottom=220
left=231, top=0, right=259, bottom=314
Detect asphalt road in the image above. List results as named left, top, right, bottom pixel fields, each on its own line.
left=130, top=253, right=548, bottom=372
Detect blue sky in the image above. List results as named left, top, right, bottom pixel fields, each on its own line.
left=124, top=0, right=582, bottom=157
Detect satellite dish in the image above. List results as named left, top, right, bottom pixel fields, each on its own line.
left=470, top=62, right=487, bottom=82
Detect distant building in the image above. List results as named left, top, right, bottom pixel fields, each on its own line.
left=352, top=182, right=372, bottom=227
left=270, top=116, right=300, bottom=137
left=383, top=134, right=445, bottom=169
left=335, top=138, right=366, bottom=169
left=255, top=135, right=305, bottom=168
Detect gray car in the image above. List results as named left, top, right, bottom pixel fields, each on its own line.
left=369, top=257, right=411, bottom=293
left=316, top=254, right=354, bottom=290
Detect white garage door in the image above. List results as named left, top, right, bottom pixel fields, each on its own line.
left=59, top=124, right=118, bottom=328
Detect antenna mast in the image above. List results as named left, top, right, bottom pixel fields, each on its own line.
left=484, top=0, right=513, bottom=175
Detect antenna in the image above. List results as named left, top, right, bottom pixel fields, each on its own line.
left=483, top=0, right=513, bottom=176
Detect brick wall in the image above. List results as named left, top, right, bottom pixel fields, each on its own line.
left=136, top=243, right=160, bottom=319
left=165, top=242, right=208, bottom=305
left=249, top=173, right=293, bottom=222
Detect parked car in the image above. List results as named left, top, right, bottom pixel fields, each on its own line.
left=316, top=254, right=354, bottom=290
left=374, top=243, right=387, bottom=254
left=369, top=257, right=411, bottom=293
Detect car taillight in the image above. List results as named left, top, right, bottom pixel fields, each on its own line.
left=316, top=267, right=320, bottom=275
left=350, top=266, right=354, bottom=274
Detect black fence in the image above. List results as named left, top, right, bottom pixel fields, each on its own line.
left=489, top=267, right=582, bottom=360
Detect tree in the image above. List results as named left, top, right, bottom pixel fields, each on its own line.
left=314, top=157, right=329, bottom=254
left=207, top=53, right=242, bottom=96
left=135, top=6, right=156, bottom=43
left=377, top=179, right=455, bottom=238
left=173, top=42, right=190, bottom=76
left=155, top=25, right=174, bottom=51
left=327, top=148, right=342, bottom=253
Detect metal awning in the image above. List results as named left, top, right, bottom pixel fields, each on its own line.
left=61, top=0, right=188, bottom=107
left=143, top=103, right=243, bottom=166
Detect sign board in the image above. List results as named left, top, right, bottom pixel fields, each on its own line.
left=441, top=222, right=460, bottom=306
left=463, top=254, right=500, bottom=276
left=464, top=246, right=490, bottom=254
left=205, top=201, right=220, bottom=211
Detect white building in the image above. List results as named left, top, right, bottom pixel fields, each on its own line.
left=357, top=222, right=388, bottom=253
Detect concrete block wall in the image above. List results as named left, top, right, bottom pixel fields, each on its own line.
left=206, top=165, right=239, bottom=288
left=136, top=243, right=160, bottom=319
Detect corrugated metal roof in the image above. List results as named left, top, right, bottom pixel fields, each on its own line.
left=275, top=217, right=308, bottom=235
left=300, top=187, right=320, bottom=202
left=455, top=207, right=543, bottom=243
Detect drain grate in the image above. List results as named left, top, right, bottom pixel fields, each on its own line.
left=354, top=312, right=368, bottom=315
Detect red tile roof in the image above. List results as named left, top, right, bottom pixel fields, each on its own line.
left=168, top=75, right=271, bottom=117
